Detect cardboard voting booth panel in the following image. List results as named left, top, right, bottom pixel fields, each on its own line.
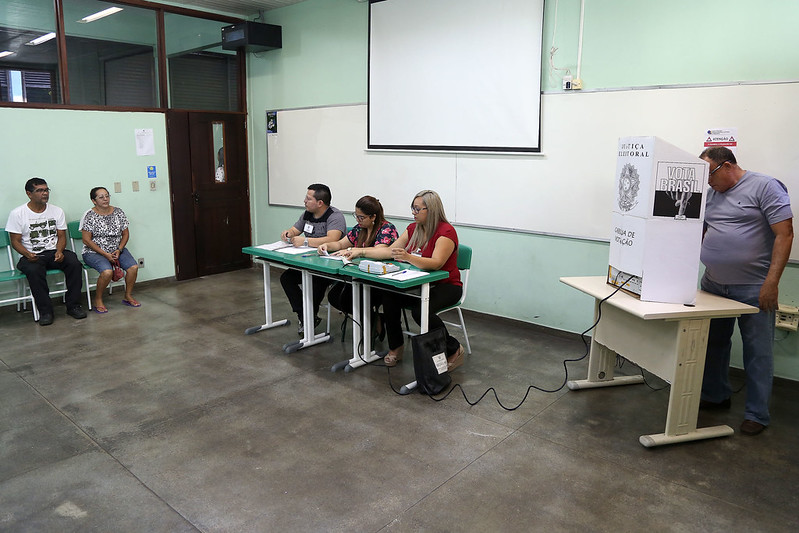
left=608, top=136, right=709, bottom=304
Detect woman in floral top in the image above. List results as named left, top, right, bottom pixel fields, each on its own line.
left=319, top=195, right=398, bottom=319
left=79, top=187, right=140, bottom=313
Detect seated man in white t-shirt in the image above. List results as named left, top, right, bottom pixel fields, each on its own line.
left=6, top=177, right=87, bottom=325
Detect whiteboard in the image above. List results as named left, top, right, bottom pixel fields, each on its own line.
left=267, top=105, right=457, bottom=221
left=266, top=82, right=799, bottom=259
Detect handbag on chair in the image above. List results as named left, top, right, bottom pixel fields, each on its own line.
left=411, top=327, right=451, bottom=395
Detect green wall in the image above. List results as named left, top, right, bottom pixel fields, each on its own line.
left=3, top=0, right=798, bottom=380
left=0, top=108, right=175, bottom=283
left=246, top=0, right=799, bottom=380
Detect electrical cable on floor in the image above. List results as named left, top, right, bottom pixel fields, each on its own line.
left=615, top=355, right=669, bottom=391
left=409, top=278, right=635, bottom=410
left=338, top=276, right=746, bottom=408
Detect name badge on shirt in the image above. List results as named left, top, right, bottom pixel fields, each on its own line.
left=304, top=222, right=314, bottom=234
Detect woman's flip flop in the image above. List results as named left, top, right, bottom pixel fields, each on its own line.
left=122, top=299, right=141, bottom=307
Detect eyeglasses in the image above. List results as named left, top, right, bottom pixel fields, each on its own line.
left=353, top=214, right=369, bottom=222
left=709, top=161, right=728, bottom=176
left=411, top=206, right=428, bottom=214
left=33, top=187, right=51, bottom=193
left=95, top=194, right=110, bottom=200
left=303, top=195, right=317, bottom=203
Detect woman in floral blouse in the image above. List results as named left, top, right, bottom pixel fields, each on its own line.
left=319, top=195, right=398, bottom=321
left=80, top=187, right=140, bottom=313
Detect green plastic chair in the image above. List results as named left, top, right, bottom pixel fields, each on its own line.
left=437, top=244, right=472, bottom=354
left=402, top=243, right=473, bottom=354
left=0, top=229, right=39, bottom=320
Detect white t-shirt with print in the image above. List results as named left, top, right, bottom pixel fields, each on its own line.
left=5, top=203, right=67, bottom=253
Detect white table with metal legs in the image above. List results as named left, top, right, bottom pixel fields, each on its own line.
left=561, top=276, right=758, bottom=447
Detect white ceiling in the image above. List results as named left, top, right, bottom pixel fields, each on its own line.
left=159, top=0, right=323, bottom=18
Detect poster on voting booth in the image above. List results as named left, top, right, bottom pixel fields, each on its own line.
left=608, top=136, right=709, bottom=304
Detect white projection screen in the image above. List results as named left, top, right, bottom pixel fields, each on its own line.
left=368, top=0, right=544, bottom=152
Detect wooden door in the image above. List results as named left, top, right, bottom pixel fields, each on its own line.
left=167, top=110, right=251, bottom=280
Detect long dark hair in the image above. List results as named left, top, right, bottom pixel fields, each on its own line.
left=355, top=195, right=387, bottom=247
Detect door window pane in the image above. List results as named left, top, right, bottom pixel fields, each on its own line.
left=0, top=0, right=61, bottom=103
left=212, top=121, right=227, bottom=183
left=165, top=13, right=239, bottom=111
left=63, top=0, right=158, bottom=107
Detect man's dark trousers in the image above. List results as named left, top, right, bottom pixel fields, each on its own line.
left=17, top=249, right=83, bottom=315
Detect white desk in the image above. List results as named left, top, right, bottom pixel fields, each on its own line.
left=561, top=276, right=758, bottom=447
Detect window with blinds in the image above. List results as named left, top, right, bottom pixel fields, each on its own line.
left=0, top=68, right=56, bottom=103
left=168, top=52, right=239, bottom=111
left=0, top=70, right=8, bottom=101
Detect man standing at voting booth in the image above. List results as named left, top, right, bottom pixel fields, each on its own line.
left=699, top=146, right=793, bottom=436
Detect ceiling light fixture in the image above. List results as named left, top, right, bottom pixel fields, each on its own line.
left=25, top=32, right=56, bottom=46
left=78, top=6, right=123, bottom=23
left=0, top=50, right=14, bottom=58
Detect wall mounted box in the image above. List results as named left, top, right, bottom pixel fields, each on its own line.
left=221, top=21, right=282, bottom=53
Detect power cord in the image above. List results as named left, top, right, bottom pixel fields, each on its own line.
left=409, top=278, right=634, bottom=410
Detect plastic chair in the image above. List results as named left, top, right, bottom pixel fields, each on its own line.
left=0, top=229, right=38, bottom=320
left=403, top=243, right=473, bottom=354
left=68, top=220, right=126, bottom=310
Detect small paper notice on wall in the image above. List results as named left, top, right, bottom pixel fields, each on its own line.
left=703, top=127, right=737, bottom=154
left=135, top=128, right=155, bottom=156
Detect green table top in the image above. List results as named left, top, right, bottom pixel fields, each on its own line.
left=243, top=245, right=448, bottom=288
left=343, top=261, right=448, bottom=289
left=243, top=245, right=341, bottom=275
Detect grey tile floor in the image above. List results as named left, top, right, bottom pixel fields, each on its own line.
left=1, top=266, right=798, bottom=532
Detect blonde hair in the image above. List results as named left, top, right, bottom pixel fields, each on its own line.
left=407, top=190, right=449, bottom=252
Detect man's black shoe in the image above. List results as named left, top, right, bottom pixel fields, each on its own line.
left=699, top=397, right=731, bottom=410
left=39, top=313, right=54, bottom=326
left=66, top=305, right=87, bottom=319
left=740, top=419, right=766, bottom=436
left=297, top=315, right=323, bottom=336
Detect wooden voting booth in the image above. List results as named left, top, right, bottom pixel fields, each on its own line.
left=607, top=136, right=709, bottom=304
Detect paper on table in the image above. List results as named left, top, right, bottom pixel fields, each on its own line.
left=255, top=241, right=292, bottom=251
left=277, top=246, right=315, bottom=255
left=320, top=255, right=354, bottom=265
left=384, top=269, right=429, bottom=281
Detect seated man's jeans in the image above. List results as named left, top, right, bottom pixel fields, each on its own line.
left=701, top=275, right=774, bottom=425
left=17, top=249, right=83, bottom=315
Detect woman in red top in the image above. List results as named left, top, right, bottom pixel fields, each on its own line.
left=372, top=190, right=464, bottom=371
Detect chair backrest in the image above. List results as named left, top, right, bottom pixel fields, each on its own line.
left=456, top=244, right=472, bottom=305
left=67, top=220, right=82, bottom=253
left=0, top=229, right=14, bottom=271
left=456, top=244, right=472, bottom=270
left=67, top=220, right=82, bottom=240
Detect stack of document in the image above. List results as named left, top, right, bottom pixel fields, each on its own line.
left=255, top=241, right=292, bottom=251
left=255, top=241, right=313, bottom=254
